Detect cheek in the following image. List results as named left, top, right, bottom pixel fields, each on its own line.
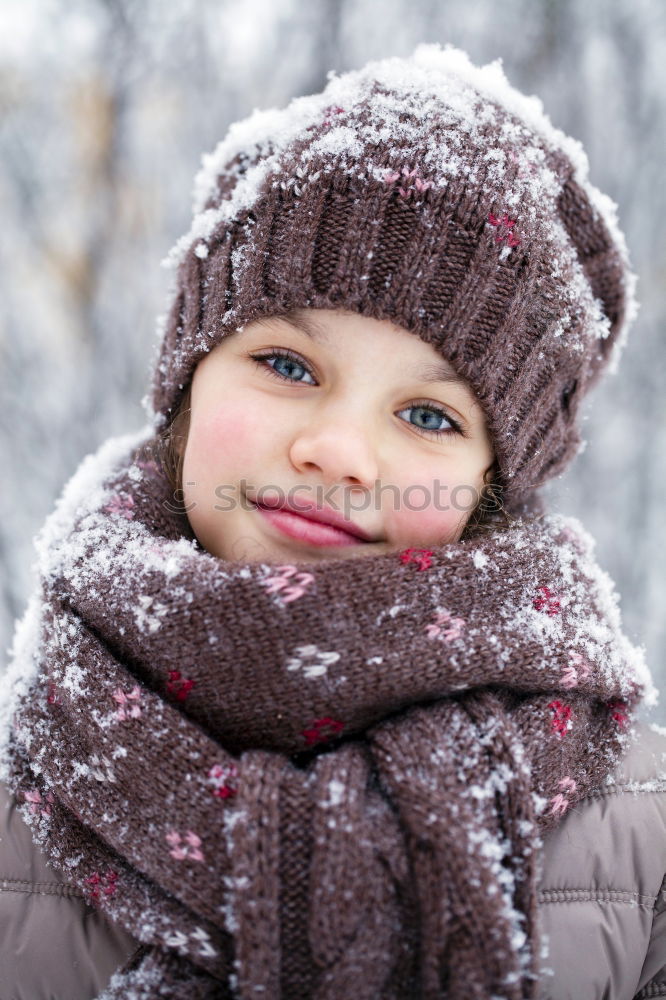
left=185, top=403, right=264, bottom=480
left=390, top=495, right=463, bottom=547
left=385, top=462, right=482, bottom=547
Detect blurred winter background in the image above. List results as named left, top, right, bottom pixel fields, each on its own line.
left=1, top=0, right=664, bottom=714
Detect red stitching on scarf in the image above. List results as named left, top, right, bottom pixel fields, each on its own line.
left=399, top=547, right=434, bottom=571
left=207, top=763, right=239, bottom=800
left=533, top=586, right=561, bottom=616
left=46, top=682, right=61, bottom=705
left=607, top=700, right=629, bottom=727
left=302, top=717, right=344, bottom=747
left=85, top=869, right=118, bottom=905
left=166, top=670, right=196, bottom=701
left=488, top=212, right=521, bottom=247
left=548, top=700, right=572, bottom=738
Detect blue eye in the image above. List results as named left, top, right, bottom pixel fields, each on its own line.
left=249, top=350, right=463, bottom=439
left=398, top=404, right=461, bottom=439
left=250, top=349, right=316, bottom=385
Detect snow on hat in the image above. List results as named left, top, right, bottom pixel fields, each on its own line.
left=147, top=44, right=637, bottom=507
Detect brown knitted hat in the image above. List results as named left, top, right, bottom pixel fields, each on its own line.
left=147, top=44, right=637, bottom=509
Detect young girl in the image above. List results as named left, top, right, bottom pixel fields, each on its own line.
left=1, top=45, right=665, bottom=1000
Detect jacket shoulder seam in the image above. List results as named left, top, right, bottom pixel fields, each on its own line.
left=539, top=887, right=656, bottom=907
left=0, top=876, right=85, bottom=899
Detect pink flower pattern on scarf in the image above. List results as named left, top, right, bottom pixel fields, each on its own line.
left=561, top=652, right=593, bottom=689
left=24, top=788, right=54, bottom=818
left=261, top=565, right=315, bottom=603
left=112, top=685, right=142, bottom=720
left=166, top=830, right=205, bottom=862
left=549, top=777, right=577, bottom=817
left=425, top=609, right=466, bottom=641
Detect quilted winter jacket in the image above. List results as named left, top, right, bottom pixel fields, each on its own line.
left=1, top=722, right=666, bottom=1000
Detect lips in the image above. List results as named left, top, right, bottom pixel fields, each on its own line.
left=248, top=494, right=378, bottom=545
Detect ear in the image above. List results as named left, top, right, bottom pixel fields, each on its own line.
left=172, top=424, right=186, bottom=458
left=483, top=460, right=499, bottom=486
left=169, top=384, right=193, bottom=459
left=171, top=422, right=189, bottom=460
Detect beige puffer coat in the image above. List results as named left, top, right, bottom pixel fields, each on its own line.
left=2, top=723, right=666, bottom=1000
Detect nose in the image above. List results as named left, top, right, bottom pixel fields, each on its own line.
left=289, top=413, right=379, bottom=488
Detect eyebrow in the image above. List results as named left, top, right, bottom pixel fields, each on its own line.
left=274, top=311, right=469, bottom=388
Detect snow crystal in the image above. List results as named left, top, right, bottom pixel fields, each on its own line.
left=322, top=778, right=345, bottom=808
left=532, top=792, right=549, bottom=815
left=466, top=763, right=516, bottom=802
left=223, top=807, right=247, bottom=834
left=472, top=549, right=489, bottom=570
left=70, top=760, right=91, bottom=781
left=61, top=662, right=87, bottom=696
left=97, top=962, right=163, bottom=1000
left=218, top=875, right=250, bottom=934
left=134, top=594, right=169, bottom=634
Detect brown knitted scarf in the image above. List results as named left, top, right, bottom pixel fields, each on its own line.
left=1, top=426, right=650, bottom=999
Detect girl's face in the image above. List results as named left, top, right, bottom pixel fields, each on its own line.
left=180, top=309, right=494, bottom=563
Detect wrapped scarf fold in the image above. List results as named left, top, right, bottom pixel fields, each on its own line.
left=0, top=426, right=652, bottom=999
